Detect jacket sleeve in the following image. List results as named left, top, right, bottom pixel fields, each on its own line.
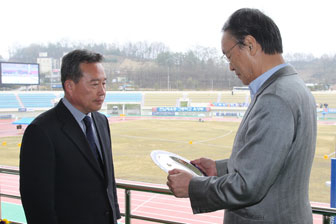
left=20, top=124, right=58, bottom=224
left=189, top=94, right=295, bottom=213
left=216, top=159, right=229, bottom=176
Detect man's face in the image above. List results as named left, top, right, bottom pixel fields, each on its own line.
left=66, top=62, right=106, bottom=114
left=221, top=32, right=254, bottom=85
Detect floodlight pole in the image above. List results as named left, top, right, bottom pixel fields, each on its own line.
left=167, top=66, right=170, bottom=91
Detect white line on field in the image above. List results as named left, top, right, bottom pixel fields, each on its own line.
left=193, top=130, right=233, bottom=144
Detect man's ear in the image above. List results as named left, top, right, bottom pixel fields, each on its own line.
left=244, top=35, right=258, bottom=56
left=64, top=80, right=75, bottom=95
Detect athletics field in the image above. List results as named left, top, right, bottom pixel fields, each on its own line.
left=0, top=116, right=335, bottom=204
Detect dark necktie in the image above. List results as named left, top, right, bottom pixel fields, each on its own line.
left=83, top=116, right=101, bottom=162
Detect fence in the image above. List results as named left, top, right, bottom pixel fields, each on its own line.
left=1, top=167, right=336, bottom=224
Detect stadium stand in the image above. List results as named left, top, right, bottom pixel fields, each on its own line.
left=105, top=92, right=142, bottom=102
left=0, top=91, right=334, bottom=112
left=18, top=93, right=57, bottom=108
left=0, top=93, right=20, bottom=108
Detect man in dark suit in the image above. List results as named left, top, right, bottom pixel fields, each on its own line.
left=167, top=8, right=316, bottom=223
left=20, top=49, right=120, bottom=224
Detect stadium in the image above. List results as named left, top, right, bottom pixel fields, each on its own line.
left=1, top=0, right=336, bottom=222
left=1, top=89, right=336, bottom=223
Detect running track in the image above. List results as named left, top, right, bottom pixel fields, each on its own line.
left=0, top=166, right=330, bottom=224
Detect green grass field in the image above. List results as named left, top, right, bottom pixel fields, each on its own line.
left=1, top=118, right=335, bottom=204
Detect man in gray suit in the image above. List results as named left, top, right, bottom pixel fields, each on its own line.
left=167, top=8, right=317, bottom=223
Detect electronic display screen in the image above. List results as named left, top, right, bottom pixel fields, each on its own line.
left=0, top=62, right=39, bottom=85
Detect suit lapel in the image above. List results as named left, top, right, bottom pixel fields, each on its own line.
left=55, top=101, right=105, bottom=178
left=92, top=112, right=111, bottom=181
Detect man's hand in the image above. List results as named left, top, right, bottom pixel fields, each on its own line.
left=167, top=169, right=193, bottom=198
left=191, top=157, right=217, bottom=176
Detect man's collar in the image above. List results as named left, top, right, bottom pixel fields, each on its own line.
left=249, top=63, right=288, bottom=98
left=62, top=97, right=92, bottom=123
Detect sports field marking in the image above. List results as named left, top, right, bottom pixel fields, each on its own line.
left=193, top=130, right=233, bottom=144
left=316, top=155, right=333, bottom=159
left=325, top=152, right=336, bottom=157
left=114, top=130, right=234, bottom=149
left=131, top=194, right=157, bottom=213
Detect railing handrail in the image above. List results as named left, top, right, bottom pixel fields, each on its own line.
left=311, top=205, right=336, bottom=216
left=1, top=167, right=336, bottom=224
left=116, top=182, right=171, bottom=195
left=0, top=167, right=19, bottom=175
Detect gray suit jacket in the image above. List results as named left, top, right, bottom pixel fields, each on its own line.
left=189, top=65, right=317, bottom=223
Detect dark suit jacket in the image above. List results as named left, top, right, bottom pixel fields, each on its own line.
left=189, top=65, right=317, bottom=223
left=20, top=100, right=120, bottom=224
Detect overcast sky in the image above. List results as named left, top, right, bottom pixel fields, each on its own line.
left=1, top=0, right=335, bottom=59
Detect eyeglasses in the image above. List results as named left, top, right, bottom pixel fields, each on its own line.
left=222, top=42, right=241, bottom=63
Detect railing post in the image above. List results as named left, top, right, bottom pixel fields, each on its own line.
left=125, top=189, right=131, bottom=224
left=324, top=215, right=331, bottom=224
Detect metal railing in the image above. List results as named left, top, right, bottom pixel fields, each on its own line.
left=1, top=167, right=336, bottom=224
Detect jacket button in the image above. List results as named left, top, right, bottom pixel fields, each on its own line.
left=105, top=211, right=110, bottom=215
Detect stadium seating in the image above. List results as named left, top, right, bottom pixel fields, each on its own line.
left=18, top=93, right=57, bottom=108
left=0, top=91, right=334, bottom=110
left=0, top=93, right=20, bottom=108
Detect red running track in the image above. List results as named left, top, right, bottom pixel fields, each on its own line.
left=0, top=119, right=26, bottom=138
left=0, top=165, right=330, bottom=224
